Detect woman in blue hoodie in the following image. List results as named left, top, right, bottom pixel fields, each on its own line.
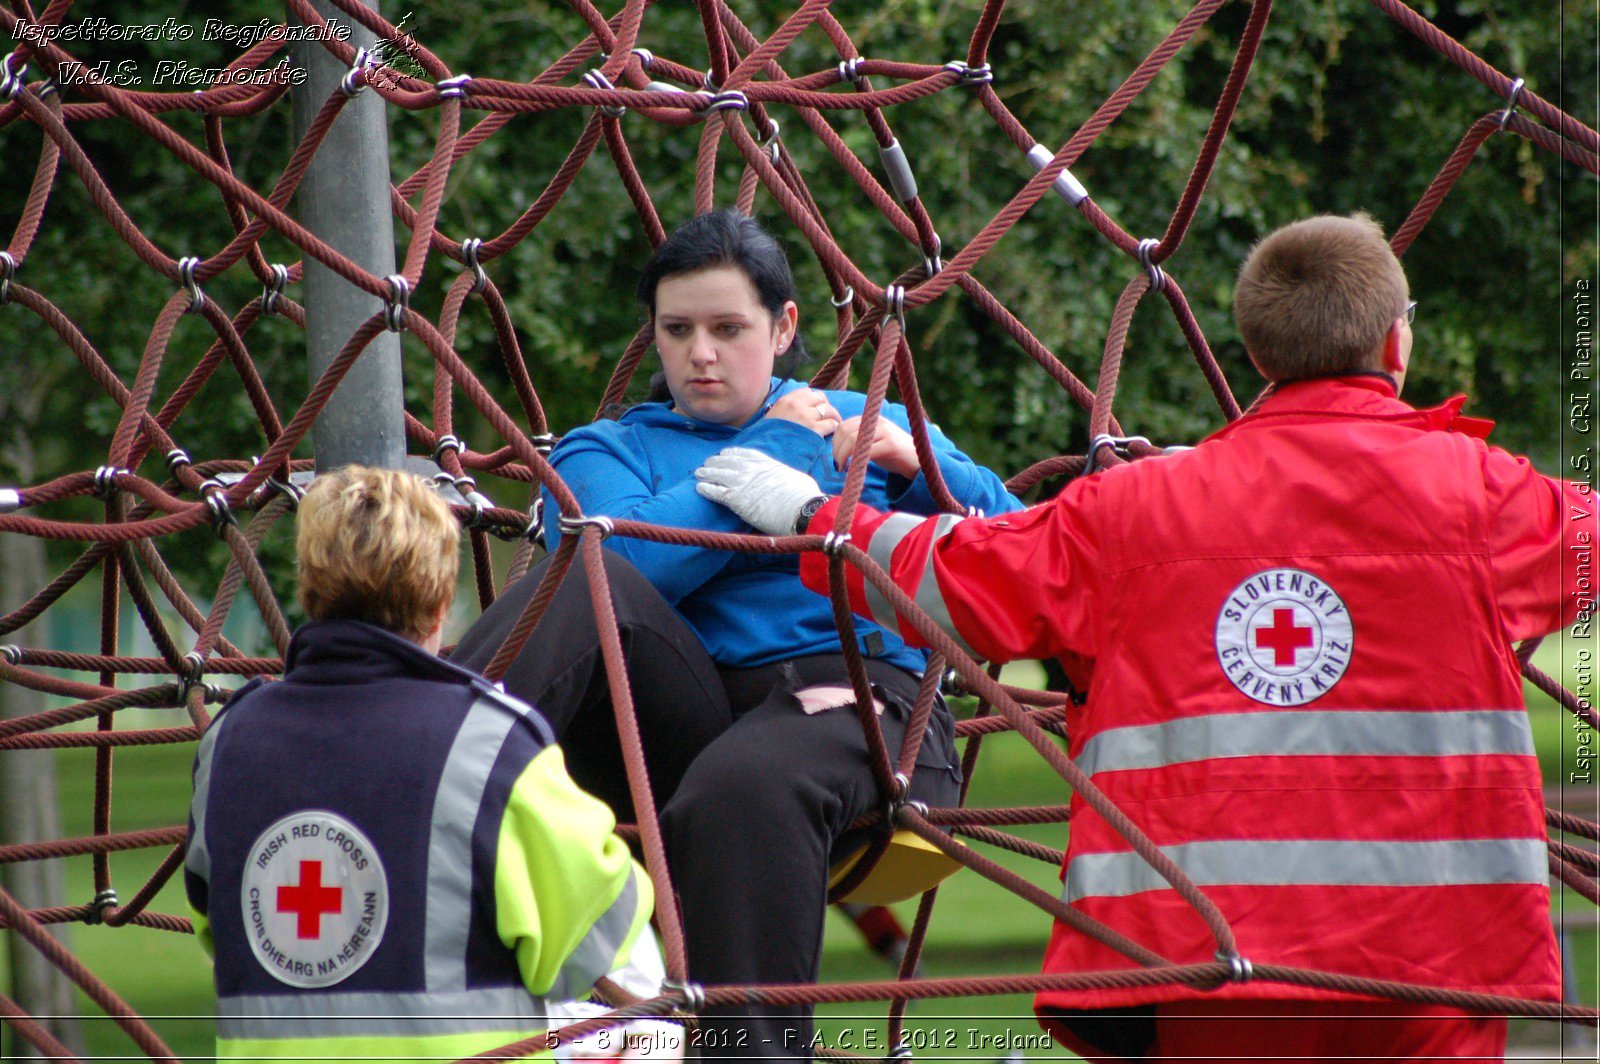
left=452, top=210, right=1022, bottom=1058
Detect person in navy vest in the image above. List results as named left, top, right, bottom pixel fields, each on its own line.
left=185, top=465, right=653, bottom=1061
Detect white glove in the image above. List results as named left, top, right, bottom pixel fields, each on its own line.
left=695, top=446, right=827, bottom=535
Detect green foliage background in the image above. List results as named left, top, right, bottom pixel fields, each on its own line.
left=2, top=2, right=1594, bottom=575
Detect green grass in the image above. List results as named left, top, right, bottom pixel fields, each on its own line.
left=3, top=651, right=1596, bottom=1061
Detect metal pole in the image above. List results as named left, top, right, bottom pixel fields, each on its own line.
left=291, top=0, right=406, bottom=472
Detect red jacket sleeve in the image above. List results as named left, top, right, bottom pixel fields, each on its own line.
left=1483, top=448, right=1596, bottom=641
left=799, top=477, right=1104, bottom=663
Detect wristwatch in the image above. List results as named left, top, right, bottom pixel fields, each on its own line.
left=793, top=495, right=828, bottom=535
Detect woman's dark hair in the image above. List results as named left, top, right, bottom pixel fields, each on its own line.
left=636, top=209, right=809, bottom=403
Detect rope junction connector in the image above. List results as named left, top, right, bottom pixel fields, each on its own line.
left=821, top=530, right=852, bottom=557
left=1216, top=950, right=1254, bottom=983
left=451, top=475, right=496, bottom=530
left=663, top=979, right=706, bottom=1012
left=1135, top=238, right=1166, bottom=293
left=164, top=448, right=192, bottom=474
left=630, top=48, right=655, bottom=70
left=939, top=667, right=964, bottom=696
left=0, top=645, right=19, bottom=666
left=339, top=48, right=372, bottom=97
left=557, top=514, right=615, bottom=540
left=198, top=479, right=236, bottom=532
left=436, top=73, right=472, bottom=101
left=1084, top=434, right=1152, bottom=476
left=93, top=466, right=127, bottom=498
left=84, top=888, right=118, bottom=926
left=0, top=488, right=19, bottom=514
left=261, top=263, right=289, bottom=316
left=1024, top=143, right=1090, bottom=206
left=883, top=284, right=907, bottom=329
left=830, top=286, right=855, bottom=309
left=462, top=237, right=488, bottom=294
left=178, top=256, right=206, bottom=313
left=922, top=233, right=943, bottom=278
left=878, top=139, right=919, bottom=203
left=707, top=89, right=748, bottom=113
left=432, top=434, right=463, bottom=460
left=887, top=1039, right=915, bottom=1062
left=530, top=432, right=560, bottom=455
left=942, top=60, right=993, bottom=86
left=758, top=119, right=782, bottom=162
left=383, top=275, right=410, bottom=332
left=1496, top=76, right=1526, bottom=131
left=526, top=495, right=545, bottom=544
left=177, top=651, right=207, bottom=702
left=34, top=78, right=56, bottom=101
left=581, top=70, right=626, bottom=118
left=250, top=456, right=304, bottom=510
left=837, top=56, right=865, bottom=83
left=0, top=56, right=27, bottom=101
left=0, top=250, right=15, bottom=305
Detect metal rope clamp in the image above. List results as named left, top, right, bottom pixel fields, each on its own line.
left=923, top=232, right=943, bottom=278
left=581, top=69, right=626, bottom=118
left=261, top=263, right=289, bottom=316
left=84, top=887, right=118, bottom=926
left=454, top=475, right=495, bottom=530
left=461, top=237, right=488, bottom=294
left=530, top=432, right=559, bottom=455
left=1083, top=434, right=1152, bottom=476
left=93, top=466, right=128, bottom=499
left=0, top=250, right=16, bottom=305
left=0, top=645, right=19, bottom=666
left=837, top=56, right=865, bottom=84
left=942, top=60, right=993, bottom=87
left=663, top=979, right=706, bottom=1013
left=557, top=513, right=615, bottom=540
left=383, top=274, right=409, bottom=332
left=1216, top=949, right=1254, bottom=983
left=1496, top=76, right=1525, bottom=132
left=706, top=89, right=747, bottom=113
left=0, top=487, right=19, bottom=514
left=830, top=285, right=855, bottom=309
left=820, top=530, right=852, bottom=557
left=164, top=448, right=192, bottom=475
left=178, top=256, right=206, bottom=314
left=883, top=284, right=907, bottom=330
left=1135, top=238, right=1166, bottom=293
left=432, top=434, right=464, bottom=462
left=0, top=56, right=27, bottom=101
left=758, top=119, right=782, bottom=162
left=251, top=456, right=304, bottom=510
left=436, top=73, right=472, bottom=101
left=339, top=48, right=372, bottom=97
left=199, top=479, right=237, bottom=533
left=177, top=651, right=207, bottom=704
left=887, top=1039, right=915, bottom=1062
left=525, top=495, right=545, bottom=544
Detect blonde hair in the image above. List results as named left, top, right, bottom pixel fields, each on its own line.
left=295, top=466, right=459, bottom=641
left=1234, top=213, right=1409, bottom=381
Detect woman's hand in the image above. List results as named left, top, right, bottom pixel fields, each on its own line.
left=764, top=388, right=842, bottom=438
left=831, top=416, right=920, bottom=478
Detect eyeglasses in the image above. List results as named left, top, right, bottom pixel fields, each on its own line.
left=1401, top=300, right=1417, bottom=325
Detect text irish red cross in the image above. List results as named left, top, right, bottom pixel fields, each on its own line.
left=277, top=860, right=343, bottom=939
left=1255, top=607, right=1313, bottom=666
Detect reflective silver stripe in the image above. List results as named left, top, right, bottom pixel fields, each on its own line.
left=185, top=708, right=232, bottom=886
left=1075, top=709, right=1537, bottom=778
left=425, top=695, right=519, bottom=991
left=863, top=512, right=927, bottom=629
left=1064, top=838, right=1549, bottom=903
left=547, top=867, right=642, bottom=1000
left=216, top=986, right=548, bottom=1040
left=909, top=514, right=978, bottom=658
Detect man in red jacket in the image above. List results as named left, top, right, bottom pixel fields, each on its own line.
left=694, top=214, right=1592, bottom=1061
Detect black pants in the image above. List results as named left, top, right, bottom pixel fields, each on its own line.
left=450, top=551, right=963, bottom=1060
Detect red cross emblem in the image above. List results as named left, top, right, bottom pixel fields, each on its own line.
left=1254, top=607, right=1314, bottom=666
left=277, top=860, right=343, bottom=939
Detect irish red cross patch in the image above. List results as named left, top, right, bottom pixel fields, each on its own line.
left=240, top=810, right=390, bottom=988
left=1214, top=568, right=1354, bottom=706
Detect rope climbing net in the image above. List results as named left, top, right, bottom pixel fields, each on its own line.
left=0, top=0, right=1597, bottom=1059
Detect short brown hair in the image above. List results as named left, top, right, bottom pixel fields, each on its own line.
left=1234, top=213, right=1409, bottom=381
left=295, top=466, right=459, bottom=641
